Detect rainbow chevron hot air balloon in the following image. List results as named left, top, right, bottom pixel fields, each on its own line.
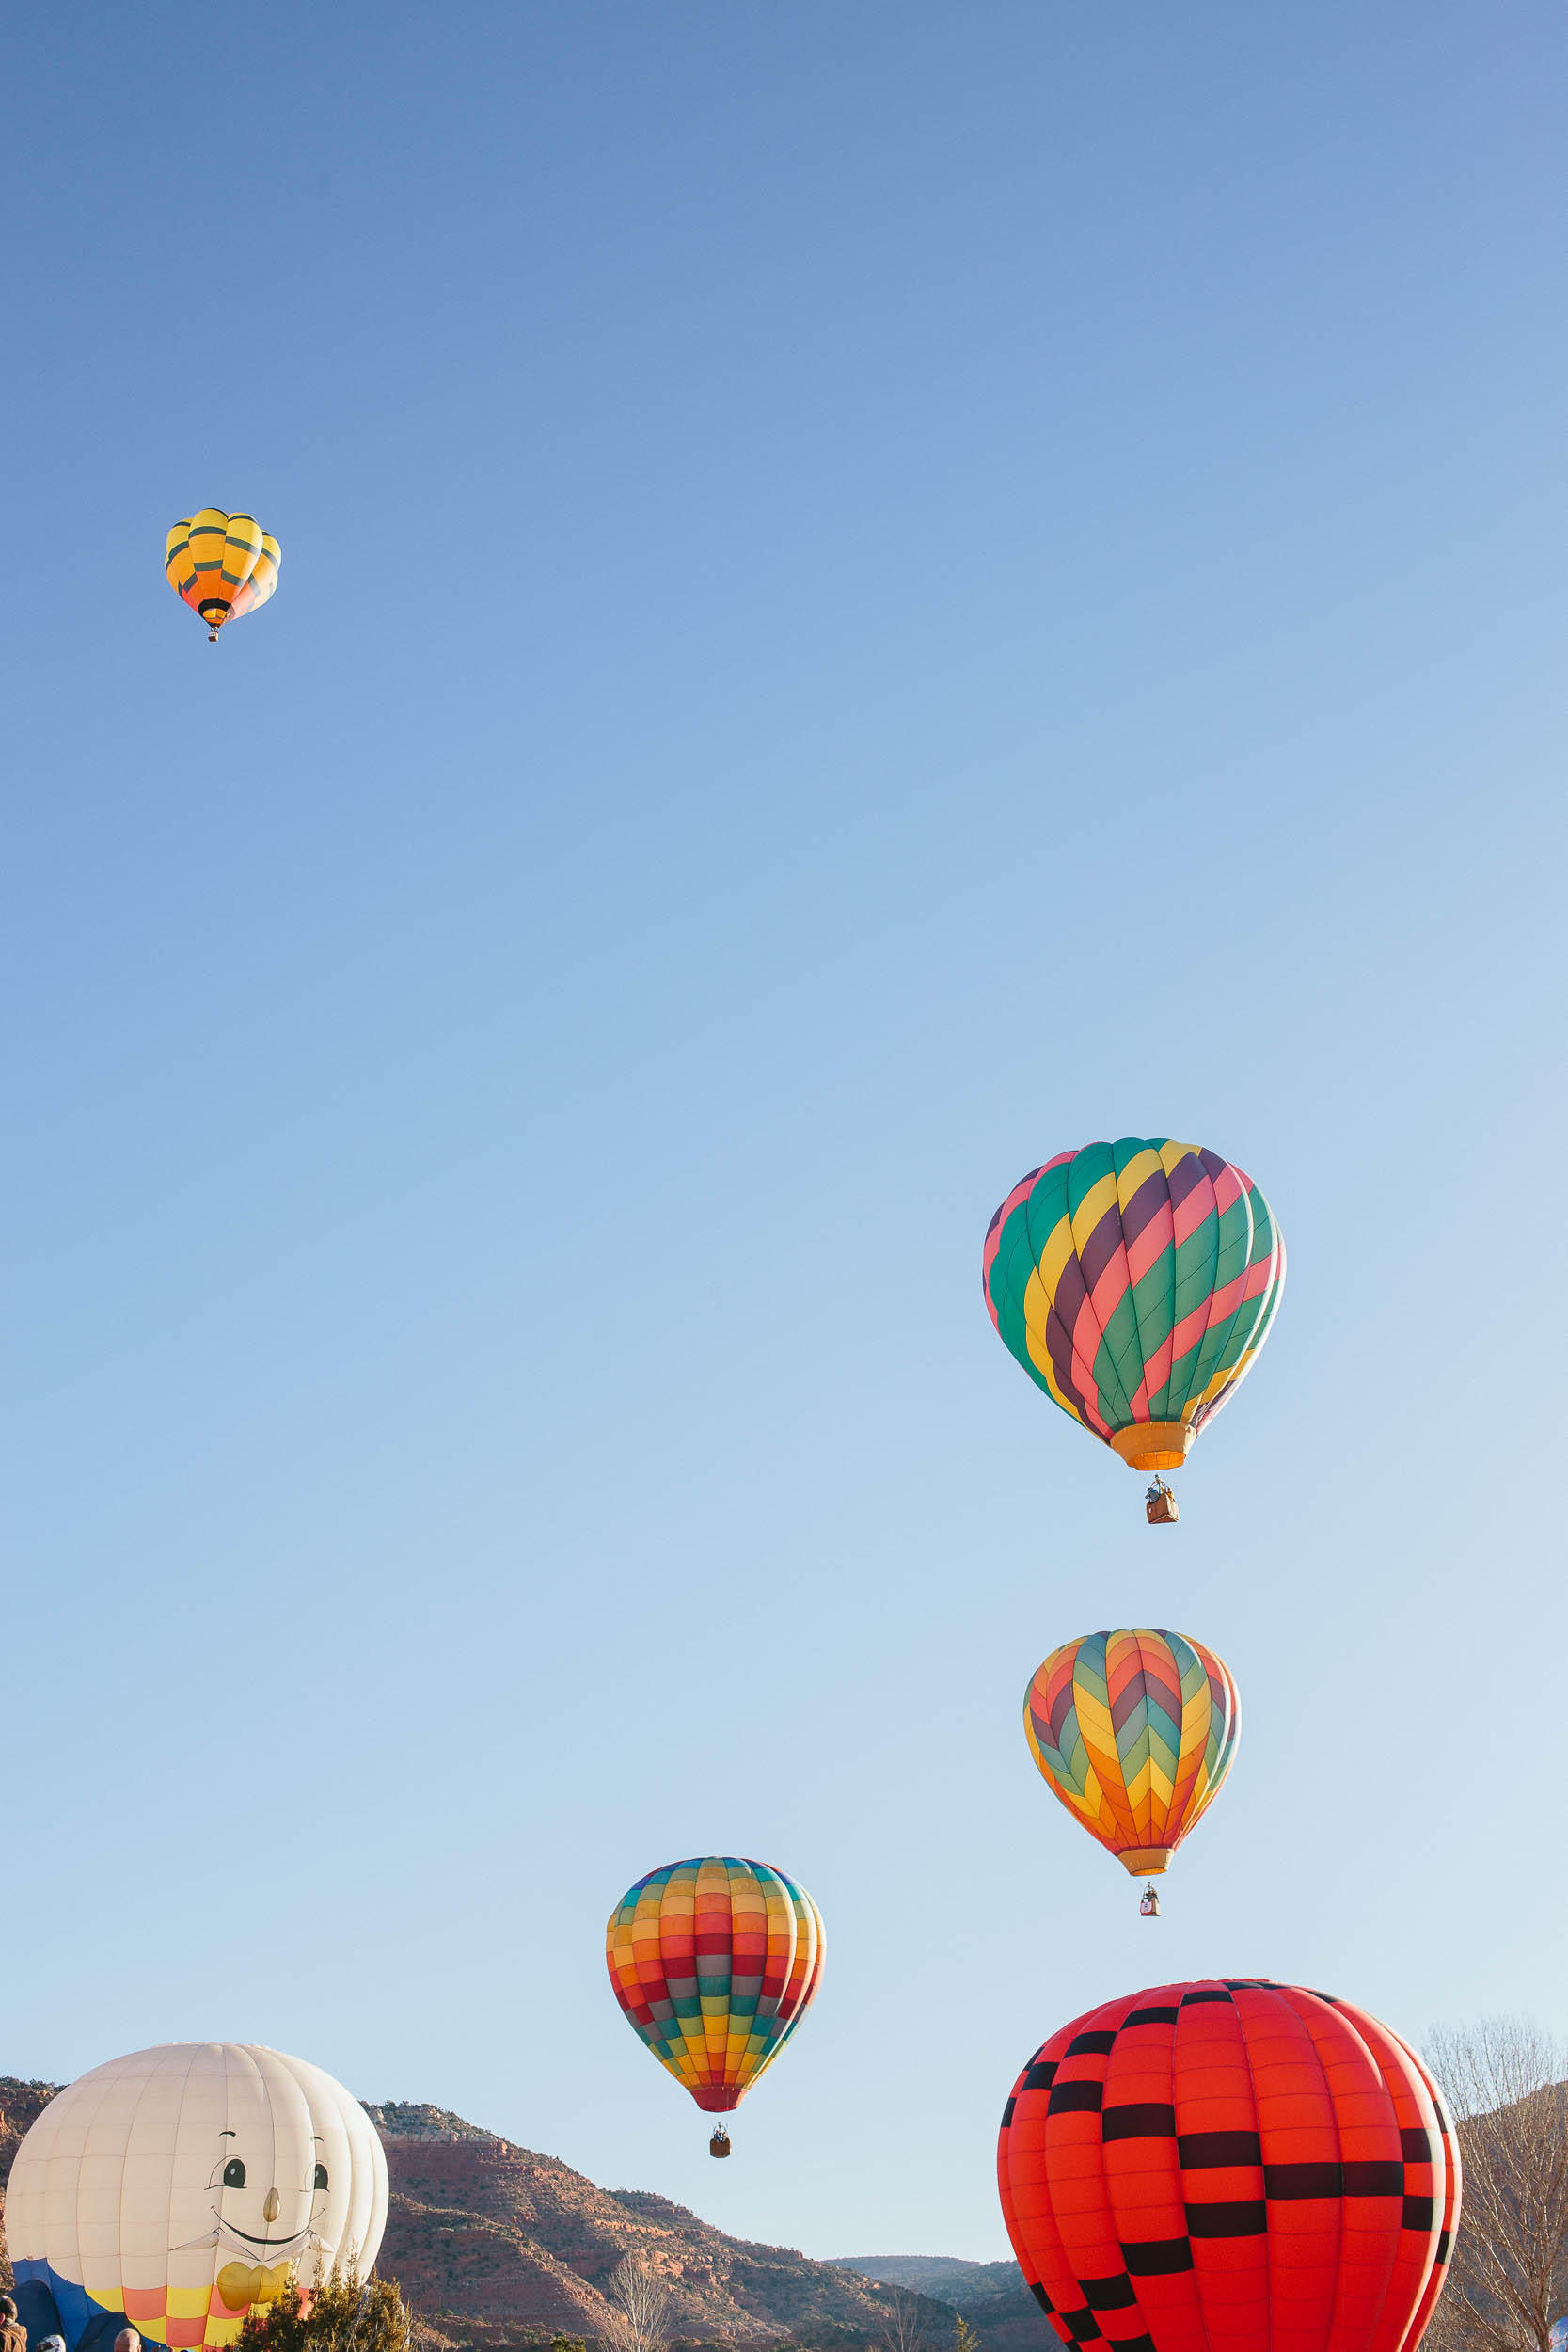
left=983, top=1137, right=1284, bottom=1483
left=606, top=1856, right=823, bottom=2151
left=1023, top=1628, right=1240, bottom=1890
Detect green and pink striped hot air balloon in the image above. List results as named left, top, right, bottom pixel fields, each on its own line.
left=983, top=1137, right=1284, bottom=1509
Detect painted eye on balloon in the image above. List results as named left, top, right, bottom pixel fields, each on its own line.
left=222, top=2157, right=247, bottom=2188
left=313, top=2164, right=328, bottom=2190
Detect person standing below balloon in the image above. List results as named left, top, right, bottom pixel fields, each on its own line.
left=73, top=2320, right=135, bottom=2352
left=1, top=2294, right=28, bottom=2352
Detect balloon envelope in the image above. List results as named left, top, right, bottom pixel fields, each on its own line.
left=998, top=1978, right=1459, bottom=2352
left=1023, top=1629, right=1240, bottom=1878
left=984, top=1138, right=1284, bottom=1474
left=6, top=2042, right=388, bottom=2352
left=165, top=511, right=280, bottom=636
left=606, top=1855, right=824, bottom=2114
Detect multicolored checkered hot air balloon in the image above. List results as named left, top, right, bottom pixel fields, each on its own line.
left=997, top=1978, right=1460, bottom=2352
left=606, top=1856, right=824, bottom=2154
left=983, top=1139, right=1284, bottom=1511
left=1024, top=1629, right=1240, bottom=1910
left=166, top=511, right=281, bottom=643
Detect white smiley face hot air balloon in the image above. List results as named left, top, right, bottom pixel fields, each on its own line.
left=6, top=2043, right=388, bottom=2352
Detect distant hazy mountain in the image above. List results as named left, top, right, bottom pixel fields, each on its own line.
left=832, top=2256, right=1040, bottom=2352
left=833, top=2259, right=1022, bottom=2302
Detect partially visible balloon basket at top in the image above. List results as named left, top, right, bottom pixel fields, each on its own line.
left=1144, top=1477, right=1179, bottom=1525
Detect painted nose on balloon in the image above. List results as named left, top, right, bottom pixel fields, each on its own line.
left=262, top=2188, right=280, bottom=2224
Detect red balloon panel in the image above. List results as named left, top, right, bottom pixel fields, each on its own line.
left=998, top=1979, right=1459, bottom=2352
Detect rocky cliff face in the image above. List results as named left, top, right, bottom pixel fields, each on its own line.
left=1, top=2082, right=979, bottom=2350
left=0, top=2079, right=60, bottom=2290
left=366, top=2101, right=953, bottom=2349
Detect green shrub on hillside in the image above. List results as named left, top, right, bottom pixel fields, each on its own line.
left=236, top=2265, right=412, bottom=2352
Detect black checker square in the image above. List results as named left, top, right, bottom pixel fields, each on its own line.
left=1178, top=2129, right=1261, bottom=2169
left=1263, top=2162, right=1343, bottom=2201
left=1048, top=2079, right=1104, bottom=2116
left=1079, top=2276, right=1136, bottom=2312
left=1101, top=2103, right=1176, bottom=2143
left=1185, top=2199, right=1266, bottom=2239
left=1343, top=2160, right=1404, bottom=2198
left=1118, top=2237, right=1194, bottom=2277
left=1058, top=2309, right=1102, bottom=2342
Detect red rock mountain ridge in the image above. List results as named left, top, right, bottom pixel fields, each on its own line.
left=2, top=2083, right=999, bottom=2350
left=364, top=2101, right=963, bottom=2348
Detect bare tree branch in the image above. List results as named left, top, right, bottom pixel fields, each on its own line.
left=601, top=2256, right=672, bottom=2352
left=1425, top=2016, right=1568, bottom=2352
left=875, top=2290, right=930, bottom=2352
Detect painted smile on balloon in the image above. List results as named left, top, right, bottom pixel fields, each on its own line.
left=209, top=2207, right=324, bottom=2249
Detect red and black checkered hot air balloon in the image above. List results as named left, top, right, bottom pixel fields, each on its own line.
left=998, top=1979, right=1459, bottom=2352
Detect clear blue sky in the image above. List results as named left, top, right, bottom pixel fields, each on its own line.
left=3, top=1, right=1565, bottom=2265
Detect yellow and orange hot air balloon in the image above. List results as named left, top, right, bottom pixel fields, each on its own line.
left=166, top=511, right=280, bottom=643
left=1022, top=1627, right=1240, bottom=1912
left=606, top=1855, right=824, bottom=2154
